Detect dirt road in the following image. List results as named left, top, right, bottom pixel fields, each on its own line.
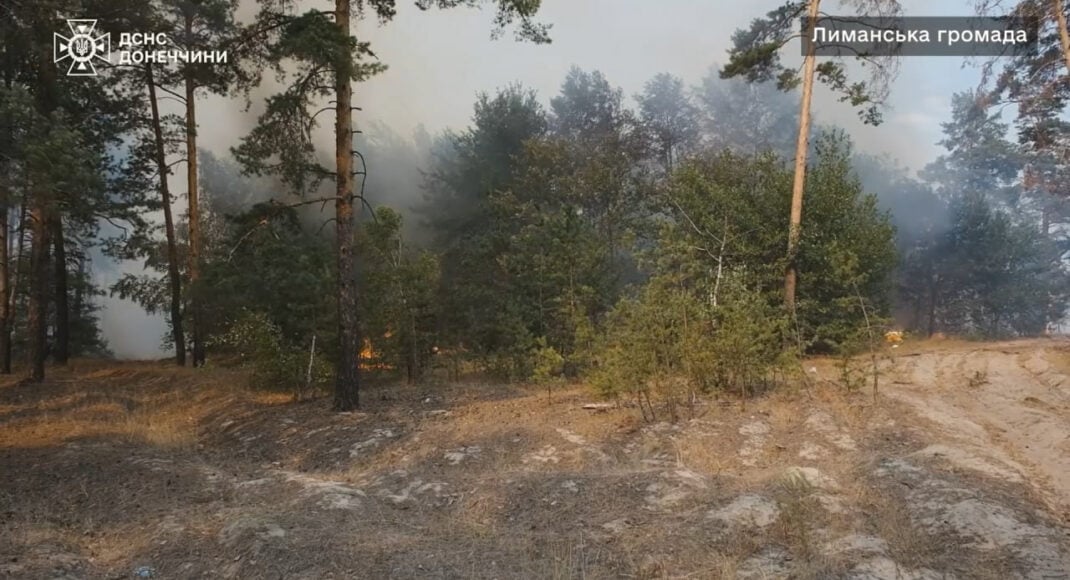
left=885, top=338, right=1070, bottom=521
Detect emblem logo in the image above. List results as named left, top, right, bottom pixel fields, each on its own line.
left=54, top=20, right=110, bottom=76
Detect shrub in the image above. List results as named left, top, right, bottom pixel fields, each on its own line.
left=213, top=310, right=331, bottom=400
left=586, top=274, right=792, bottom=421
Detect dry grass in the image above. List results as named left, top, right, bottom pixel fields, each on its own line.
left=672, top=430, right=730, bottom=477
left=2, top=342, right=1066, bottom=579
left=0, top=361, right=252, bottom=450
left=849, top=470, right=941, bottom=568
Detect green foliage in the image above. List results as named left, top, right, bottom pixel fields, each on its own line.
left=357, top=207, right=440, bottom=382
left=721, top=1, right=899, bottom=125
left=899, top=91, right=1070, bottom=338
left=587, top=274, right=791, bottom=419
left=939, top=194, right=1066, bottom=336
left=530, top=336, right=565, bottom=384
left=695, top=69, right=808, bottom=157
left=425, top=78, right=633, bottom=376
left=637, top=73, right=700, bottom=171
left=796, top=135, right=898, bottom=351
left=201, top=203, right=335, bottom=348
left=414, top=0, right=552, bottom=44
left=213, top=310, right=331, bottom=397
left=702, top=276, right=795, bottom=396
left=988, top=0, right=1070, bottom=229
left=655, top=135, right=897, bottom=352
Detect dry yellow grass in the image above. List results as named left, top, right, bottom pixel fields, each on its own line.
left=0, top=360, right=251, bottom=450
left=3, top=342, right=1066, bottom=579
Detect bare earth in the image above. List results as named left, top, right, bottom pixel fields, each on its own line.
left=1, top=339, right=1069, bottom=579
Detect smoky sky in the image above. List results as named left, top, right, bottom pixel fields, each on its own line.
left=98, top=0, right=992, bottom=358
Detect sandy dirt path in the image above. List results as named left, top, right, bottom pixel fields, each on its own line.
left=885, top=338, right=1070, bottom=522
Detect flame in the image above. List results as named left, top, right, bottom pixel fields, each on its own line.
left=359, top=336, right=394, bottom=370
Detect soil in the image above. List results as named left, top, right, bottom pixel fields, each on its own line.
left=1, top=339, right=1069, bottom=579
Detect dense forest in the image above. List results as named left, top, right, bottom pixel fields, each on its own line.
left=1, top=0, right=1068, bottom=414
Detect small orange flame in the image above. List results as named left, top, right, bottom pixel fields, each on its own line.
left=359, top=336, right=394, bottom=370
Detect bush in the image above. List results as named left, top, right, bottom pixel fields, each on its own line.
left=531, top=337, right=565, bottom=384
left=586, top=274, right=792, bottom=421
left=702, top=277, right=794, bottom=397
left=213, top=310, right=331, bottom=400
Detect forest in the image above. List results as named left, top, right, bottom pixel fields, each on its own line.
left=1, top=0, right=1068, bottom=415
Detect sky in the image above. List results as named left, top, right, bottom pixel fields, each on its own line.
left=97, top=0, right=992, bottom=359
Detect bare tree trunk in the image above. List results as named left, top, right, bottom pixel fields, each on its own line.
left=73, top=256, right=84, bottom=322
left=785, top=0, right=821, bottom=315
left=0, top=48, right=10, bottom=374
left=1054, top=0, right=1070, bottom=73
left=146, top=63, right=186, bottom=366
left=183, top=16, right=204, bottom=367
left=406, top=308, right=417, bottom=385
left=27, top=35, right=56, bottom=382
left=7, top=204, right=26, bottom=371
left=713, top=214, right=728, bottom=308
left=300, top=334, right=317, bottom=402
left=51, top=218, right=68, bottom=365
left=27, top=204, right=49, bottom=381
left=0, top=200, right=9, bottom=374
left=333, top=0, right=361, bottom=411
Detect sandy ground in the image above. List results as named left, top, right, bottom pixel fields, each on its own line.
left=883, top=340, right=1070, bottom=521
left=0, top=339, right=1068, bottom=579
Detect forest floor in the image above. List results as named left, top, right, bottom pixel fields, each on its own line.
left=1, top=338, right=1069, bottom=579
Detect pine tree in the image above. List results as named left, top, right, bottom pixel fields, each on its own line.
left=237, top=0, right=549, bottom=411
left=721, top=0, right=902, bottom=315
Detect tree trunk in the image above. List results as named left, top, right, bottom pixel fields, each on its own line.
left=147, top=62, right=186, bottom=366
left=785, top=0, right=821, bottom=315
left=927, top=275, right=939, bottom=338
left=27, top=205, right=49, bottom=381
left=1054, top=0, right=1070, bottom=74
left=184, top=15, right=204, bottom=367
left=51, top=218, right=68, bottom=365
left=73, top=257, right=85, bottom=322
left=0, top=198, right=9, bottom=374
left=7, top=204, right=26, bottom=372
left=333, top=0, right=361, bottom=411
left=27, top=30, right=56, bottom=382
left=0, top=47, right=10, bottom=374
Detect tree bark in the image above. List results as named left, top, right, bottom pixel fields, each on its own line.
left=0, top=46, right=10, bottom=374
left=51, top=217, right=68, bottom=365
left=147, top=62, right=186, bottom=366
left=27, top=205, right=49, bottom=381
left=333, top=0, right=361, bottom=411
left=73, top=256, right=85, bottom=323
left=27, top=26, right=56, bottom=382
left=0, top=194, right=9, bottom=374
left=1054, top=0, right=1070, bottom=74
left=184, top=14, right=204, bottom=367
left=7, top=204, right=26, bottom=372
left=785, top=0, right=821, bottom=316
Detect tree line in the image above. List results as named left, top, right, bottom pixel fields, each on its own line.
left=0, top=0, right=1067, bottom=412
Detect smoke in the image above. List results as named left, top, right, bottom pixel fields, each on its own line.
left=96, top=0, right=987, bottom=357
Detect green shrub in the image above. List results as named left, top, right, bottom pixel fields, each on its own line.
left=531, top=337, right=565, bottom=384
left=214, top=310, right=331, bottom=399
left=586, top=274, right=792, bottom=421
